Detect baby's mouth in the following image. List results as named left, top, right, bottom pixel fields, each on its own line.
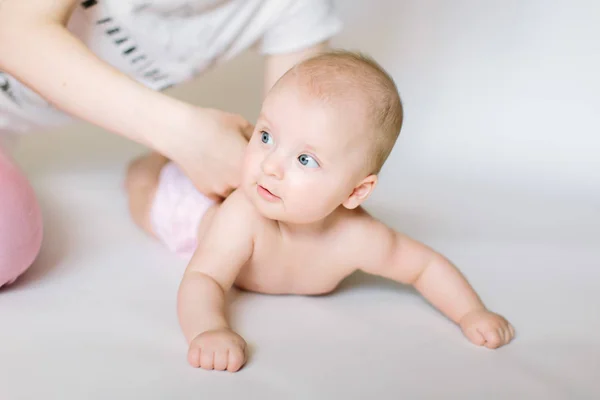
left=257, top=184, right=280, bottom=200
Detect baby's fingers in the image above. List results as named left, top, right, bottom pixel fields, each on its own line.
left=227, top=346, right=246, bottom=372
left=213, top=349, right=229, bottom=371
left=463, top=326, right=486, bottom=346
left=483, top=328, right=503, bottom=349
left=187, top=346, right=202, bottom=368
left=497, top=327, right=507, bottom=344
left=200, top=349, right=215, bottom=370
left=502, top=323, right=515, bottom=344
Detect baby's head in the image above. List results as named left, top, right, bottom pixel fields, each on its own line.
left=242, top=50, right=403, bottom=224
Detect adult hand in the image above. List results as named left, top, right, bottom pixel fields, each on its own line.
left=168, top=107, right=254, bottom=198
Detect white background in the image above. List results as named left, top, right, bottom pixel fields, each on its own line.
left=1, top=1, right=599, bottom=398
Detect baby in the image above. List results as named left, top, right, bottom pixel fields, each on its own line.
left=126, top=51, right=514, bottom=372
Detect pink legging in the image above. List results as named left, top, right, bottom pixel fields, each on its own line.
left=0, top=144, right=43, bottom=288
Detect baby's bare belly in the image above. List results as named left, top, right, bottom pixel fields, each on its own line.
left=233, top=271, right=338, bottom=295
left=233, top=255, right=350, bottom=296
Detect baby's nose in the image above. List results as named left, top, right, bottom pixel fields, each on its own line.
left=261, top=153, right=284, bottom=179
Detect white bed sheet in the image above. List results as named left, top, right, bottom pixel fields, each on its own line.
left=2, top=0, right=600, bottom=397
left=0, top=127, right=598, bottom=399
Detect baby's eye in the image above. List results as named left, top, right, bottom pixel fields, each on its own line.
left=261, top=131, right=274, bottom=145
left=298, top=154, right=319, bottom=168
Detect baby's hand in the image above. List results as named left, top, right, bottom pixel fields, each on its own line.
left=187, top=328, right=247, bottom=372
left=459, top=309, right=515, bottom=349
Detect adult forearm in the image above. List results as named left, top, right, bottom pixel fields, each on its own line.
left=0, top=10, right=192, bottom=153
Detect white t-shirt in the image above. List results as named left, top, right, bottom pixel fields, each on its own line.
left=0, top=0, right=342, bottom=134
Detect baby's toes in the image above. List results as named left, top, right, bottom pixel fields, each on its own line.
left=483, top=329, right=503, bottom=349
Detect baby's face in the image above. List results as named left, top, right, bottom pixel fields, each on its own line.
left=241, top=83, right=370, bottom=224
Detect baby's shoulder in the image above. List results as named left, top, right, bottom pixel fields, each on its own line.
left=333, top=208, right=399, bottom=272
left=218, top=188, right=254, bottom=213
left=214, top=189, right=265, bottom=228
left=337, top=207, right=389, bottom=235
left=334, top=207, right=397, bottom=252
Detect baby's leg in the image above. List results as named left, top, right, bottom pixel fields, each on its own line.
left=0, top=145, right=43, bottom=288
left=125, top=153, right=217, bottom=259
left=125, top=152, right=170, bottom=235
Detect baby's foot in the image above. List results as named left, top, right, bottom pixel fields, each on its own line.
left=459, top=309, right=515, bottom=349
left=188, top=328, right=247, bottom=372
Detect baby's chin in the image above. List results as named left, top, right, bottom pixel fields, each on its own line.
left=240, top=182, right=279, bottom=217
left=241, top=181, right=333, bottom=224
left=240, top=189, right=297, bottom=223
left=254, top=203, right=332, bottom=226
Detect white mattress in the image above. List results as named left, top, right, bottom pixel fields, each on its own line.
left=1, top=126, right=597, bottom=399
left=1, top=1, right=599, bottom=397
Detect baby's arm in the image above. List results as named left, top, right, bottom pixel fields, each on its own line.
left=177, top=191, right=255, bottom=372
left=360, top=221, right=514, bottom=349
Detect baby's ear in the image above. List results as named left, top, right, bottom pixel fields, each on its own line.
left=343, top=174, right=378, bottom=210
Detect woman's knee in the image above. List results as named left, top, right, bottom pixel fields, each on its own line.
left=0, top=150, right=43, bottom=287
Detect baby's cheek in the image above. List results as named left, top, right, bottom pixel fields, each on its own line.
left=241, top=148, right=255, bottom=170
left=289, top=188, right=333, bottom=222
left=241, top=150, right=260, bottom=181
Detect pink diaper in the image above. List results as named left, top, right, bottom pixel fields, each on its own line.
left=150, top=162, right=215, bottom=259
